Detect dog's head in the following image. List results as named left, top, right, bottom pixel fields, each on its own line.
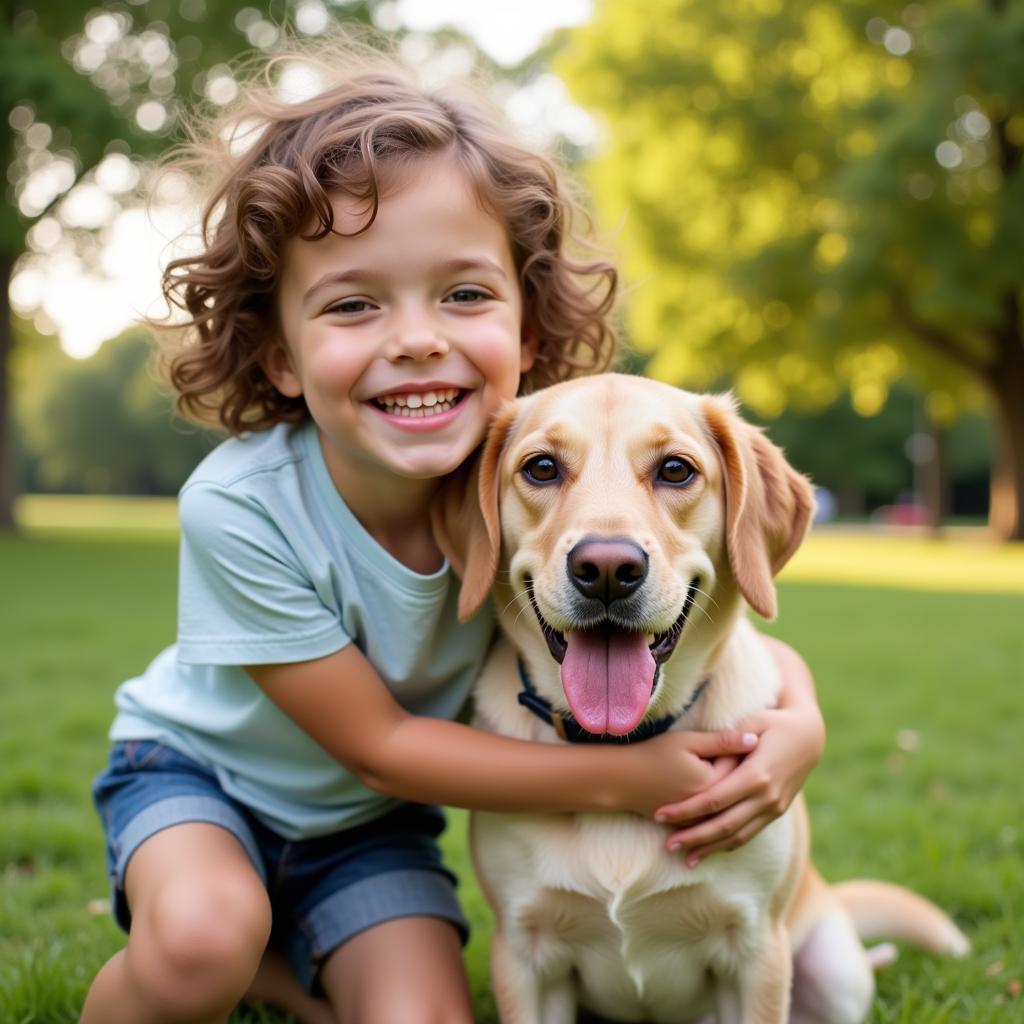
left=433, top=374, right=814, bottom=736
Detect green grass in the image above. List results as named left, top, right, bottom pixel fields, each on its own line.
left=1, top=502, right=1022, bottom=1022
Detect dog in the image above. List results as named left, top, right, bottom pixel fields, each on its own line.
left=434, top=374, right=968, bottom=1024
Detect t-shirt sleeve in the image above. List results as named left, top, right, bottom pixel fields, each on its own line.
left=176, top=480, right=351, bottom=665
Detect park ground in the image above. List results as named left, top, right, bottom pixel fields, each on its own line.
left=1, top=496, right=1022, bottom=1023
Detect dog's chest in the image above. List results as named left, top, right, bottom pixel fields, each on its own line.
left=473, top=810, right=794, bottom=1021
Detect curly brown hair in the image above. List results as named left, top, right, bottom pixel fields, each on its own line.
left=159, top=40, right=618, bottom=433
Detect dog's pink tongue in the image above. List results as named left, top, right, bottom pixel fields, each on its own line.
left=561, top=629, right=656, bottom=736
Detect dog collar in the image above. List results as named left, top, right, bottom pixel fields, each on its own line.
left=515, top=657, right=708, bottom=745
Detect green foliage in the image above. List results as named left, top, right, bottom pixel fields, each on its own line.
left=560, top=0, right=1022, bottom=420
left=14, top=328, right=217, bottom=494
left=1, top=517, right=1022, bottom=1021
left=1, top=15, right=130, bottom=248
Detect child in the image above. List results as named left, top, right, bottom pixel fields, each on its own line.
left=82, top=41, right=825, bottom=1024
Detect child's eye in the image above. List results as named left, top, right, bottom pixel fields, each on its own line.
left=326, top=298, right=374, bottom=316
left=443, top=287, right=489, bottom=305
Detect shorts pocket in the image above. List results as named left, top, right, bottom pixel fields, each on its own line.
left=123, top=739, right=172, bottom=770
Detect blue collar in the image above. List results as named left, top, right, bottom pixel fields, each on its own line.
left=515, top=657, right=708, bottom=744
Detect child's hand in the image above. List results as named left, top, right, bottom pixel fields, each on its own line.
left=652, top=637, right=825, bottom=865
left=620, top=729, right=758, bottom=818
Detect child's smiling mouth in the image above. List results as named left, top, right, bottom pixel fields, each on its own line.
left=368, top=386, right=470, bottom=429
left=372, top=387, right=463, bottom=417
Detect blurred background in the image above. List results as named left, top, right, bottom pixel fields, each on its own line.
left=1, top=0, right=1021, bottom=538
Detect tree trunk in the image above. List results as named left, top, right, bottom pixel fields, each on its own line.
left=921, top=415, right=949, bottom=535
left=0, top=248, right=16, bottom=531
left=989, top=363, right=1024, bottom=542
left=0, top=0, right=17, bottom=532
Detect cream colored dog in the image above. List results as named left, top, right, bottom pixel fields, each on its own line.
left=435, top=374, right=968, bottom=1024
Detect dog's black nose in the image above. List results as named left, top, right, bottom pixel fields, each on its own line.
left=567, top=537, right=648, bottom=605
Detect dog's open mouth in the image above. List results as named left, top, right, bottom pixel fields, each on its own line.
left=524, top=578, right=699, bottom=736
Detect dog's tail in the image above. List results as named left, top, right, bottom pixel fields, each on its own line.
left=833, top=879, right=970, bottom=960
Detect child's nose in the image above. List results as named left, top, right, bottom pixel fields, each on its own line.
left=388, top=309, right=449, bottom=362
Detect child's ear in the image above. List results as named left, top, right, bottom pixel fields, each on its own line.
left=260, top=341, right=303, bottom=398
left=519, top=324, right=539, bottom=374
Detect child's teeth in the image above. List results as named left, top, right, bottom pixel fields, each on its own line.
left=376, top=390, right=460, bottom=416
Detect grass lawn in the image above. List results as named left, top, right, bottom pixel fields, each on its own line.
left=1, top=499, right=1022, bottom=1022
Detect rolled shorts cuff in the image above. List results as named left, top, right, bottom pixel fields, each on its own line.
left=292, top=867, right=469, bottom=992
left=115, top=795, right=266, bottom=891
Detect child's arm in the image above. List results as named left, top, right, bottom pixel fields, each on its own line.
left=246, top=647, right=759, bottom=819
left=652, top=636, right=825, bottom=866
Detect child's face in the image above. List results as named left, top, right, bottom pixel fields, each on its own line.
left=268, top=155, right=535, bottom=484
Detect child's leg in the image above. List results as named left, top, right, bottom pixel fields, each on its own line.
left=319, top=916, right=473, bottom=1024
left=268, top=803, right=472, bottom=1019
left=81, top=822, right=271, bottom=1024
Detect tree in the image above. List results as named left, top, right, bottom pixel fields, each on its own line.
left=560, top=0, right=1024, bottom=539
left=2, top=4, right=125, bottom=526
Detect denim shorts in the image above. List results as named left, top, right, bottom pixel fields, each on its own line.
left=93, top=739, right=468, bottom=991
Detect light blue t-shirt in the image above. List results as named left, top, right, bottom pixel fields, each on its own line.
left=111, top=420, right=495, bottom=839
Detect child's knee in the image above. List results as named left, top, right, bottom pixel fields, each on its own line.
left=128, top=873, right=272, bottom=1015
left=149, top=872, right=271, bottom=973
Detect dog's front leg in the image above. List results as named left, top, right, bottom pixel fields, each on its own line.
left=734, top=925, right=792, bottom=1024
left=491, top=927, right=575, bottom=1024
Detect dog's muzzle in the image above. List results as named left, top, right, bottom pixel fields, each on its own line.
left=524, top=575, right=701, bottom=736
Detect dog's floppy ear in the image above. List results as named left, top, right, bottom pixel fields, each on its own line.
left=702, top=395, right=815, bottom=620
left=432, top=401, right=519, bottom=622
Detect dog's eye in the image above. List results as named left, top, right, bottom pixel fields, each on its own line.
left=522, top=455, right=560, bottom=484
left=657, top=457, right=696, bottom=486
